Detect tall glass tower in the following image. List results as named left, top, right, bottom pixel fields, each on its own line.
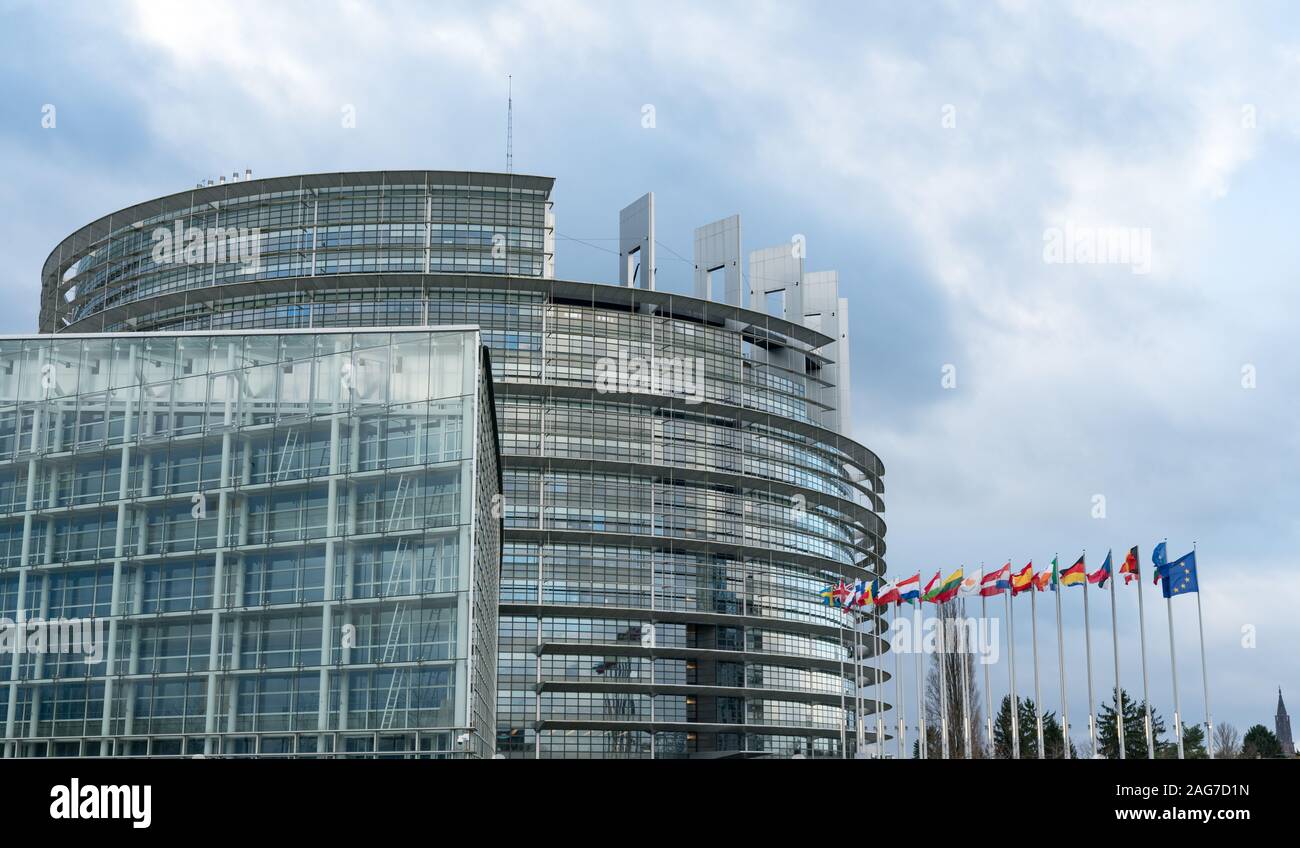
left=35, top=170, right=887, bottom=758
left=0, top=327, right=502, bottom=758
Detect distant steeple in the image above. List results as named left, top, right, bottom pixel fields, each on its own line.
left=1278, top=688, right=1295, bottom=756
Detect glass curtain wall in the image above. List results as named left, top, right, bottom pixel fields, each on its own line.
left=0, top=328, right=501, bottom=758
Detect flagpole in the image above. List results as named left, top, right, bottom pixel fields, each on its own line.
left=1162, top=539, right=1185, bottom=759
left=959, top=604, right=973, bottom=759
left=1054, top=555, right=1071, bottom=759
left=862, top=608, right=868, bottom=757
left=839, top=609, right=847, bottom=759
left=1006, top=584, right=1020, bottom=759
left=1108, top=553, right=1124, bottom=759
left=937, top=602, right=950, bottom=759
left=915, top=602, right=926, bottom=759
left=1031, top=582, right=1044, bottom=758
left=875, top=608, right=885, bottom=758
left=894, top=602, right=904, bottom=759
left=981, top=591, right=993, bottom=756
left=1194, top=541, right=1213, bottom=759
left=1165, top=589, right=1184, bottom=758
left=865, top=606, right=873, bottom=758
left=852, top=607, right=860, bottom=756
left=1083, top=552, right=1097, bottom=758
left=1135, top=546, right=1154, bottom=758
left=855, top=610, right=865, bottom=757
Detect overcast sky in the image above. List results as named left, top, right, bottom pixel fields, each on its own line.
left=2, top=0, right=1297, bottom=745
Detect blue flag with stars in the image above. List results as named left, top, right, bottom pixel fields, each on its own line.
left=1160, top=550, right=1199, bottom=599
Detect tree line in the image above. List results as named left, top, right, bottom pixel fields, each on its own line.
left=905, top=598, right=1288, bottom=758
left=914, top=682, right=1288, bottom=758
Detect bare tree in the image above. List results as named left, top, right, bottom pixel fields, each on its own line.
left=1213, top=722, right=1241, bottom=759
left=922, top=600, right=986, bottom=758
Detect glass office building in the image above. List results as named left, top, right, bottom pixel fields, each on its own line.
left=0, top=327, right=503, bottom=758
left=35, top=171, right=887, bottom=758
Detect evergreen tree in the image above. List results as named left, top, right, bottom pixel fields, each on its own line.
left=1242, top=724, right=1283, bottom=759
left=992, top=694, right=1037, bottom=758
left=1182, top=723, right=1208, bottom=759
left=1041, top=710, right=1076, bottom=759
left=1096, top=687, right=1167, bottom=759
left=989, top=694, right=1075, bottom=758
left=1151, top=722, right=1210, bottom=758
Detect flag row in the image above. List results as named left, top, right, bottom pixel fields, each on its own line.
left=820, top=543, right=1199, bottom=609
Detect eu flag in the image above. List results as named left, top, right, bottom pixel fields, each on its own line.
left=1161, top=551, right=1199, bottom=599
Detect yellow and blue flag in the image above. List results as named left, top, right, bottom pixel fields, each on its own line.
left=1160, top=550, right=1199, bottom=599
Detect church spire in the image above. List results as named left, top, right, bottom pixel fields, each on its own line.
left=1278, top=688, right=1295, bottom=756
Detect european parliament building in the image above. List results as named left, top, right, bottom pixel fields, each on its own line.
left=8, top=170, right=886, bottom=758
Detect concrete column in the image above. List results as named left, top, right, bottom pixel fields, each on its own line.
left=98, top=344, right=137, bottom=755
left=98, top=560, right=124, bottom=753
left=3, top=452, right=38, bottom=759
left=225, top=562, right=246, bottom=737
left=3, top=567, right=28, bottom=757
left=4, top=380, right=43, bottom=757
left=203, top=430, right=233, bottom=755
left=25, top=573, right=50, bottom=739
left=203, top=345, right=237, bottom=755
left=340, top=542, right=354, bottom=733
left=123, top=564, right=143, bottom=737
left=338, top=414, right=360, bottom=732
left=318, top=415, right=342, bottom=741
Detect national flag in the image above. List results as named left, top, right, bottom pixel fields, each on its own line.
left=981, top=563, right=1012, bottom=596
left=875, top=579, right=900, bottom=606
left=862, top=579, right=878, bottom=607
left=1038, top=556, right=1060, bottom=592
left=1059, top=555, right=1087, bottom=588
left=958, top=568, right=983, bottom=598
left=1119, top=546, right=1140, bottom=585
left=850, top=578, right=876, bottom=608
left=1010, top=562, right=1035, bottom=595
left=1161, top=550, right=1199, bottom=599
left=1089, top=551, right=1113, bottom=588
left=921, top=571, right=943, bottom=603
left=935, top=568, right=964, bottom=604
left=846, top=578, right=868, bottom=608
left=896, top=573, right=922, bottom=604
left=819, top=585, right=836, bottom=605
left=832, top=580, right=852, bottom=606
left=1152, top=541, right=1167, bottom=586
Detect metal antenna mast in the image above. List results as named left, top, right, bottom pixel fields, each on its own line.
left=506, top=75, right=513, bottom=174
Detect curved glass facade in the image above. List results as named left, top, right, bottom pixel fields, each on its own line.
left=39, top=170, right=887, bottom=758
